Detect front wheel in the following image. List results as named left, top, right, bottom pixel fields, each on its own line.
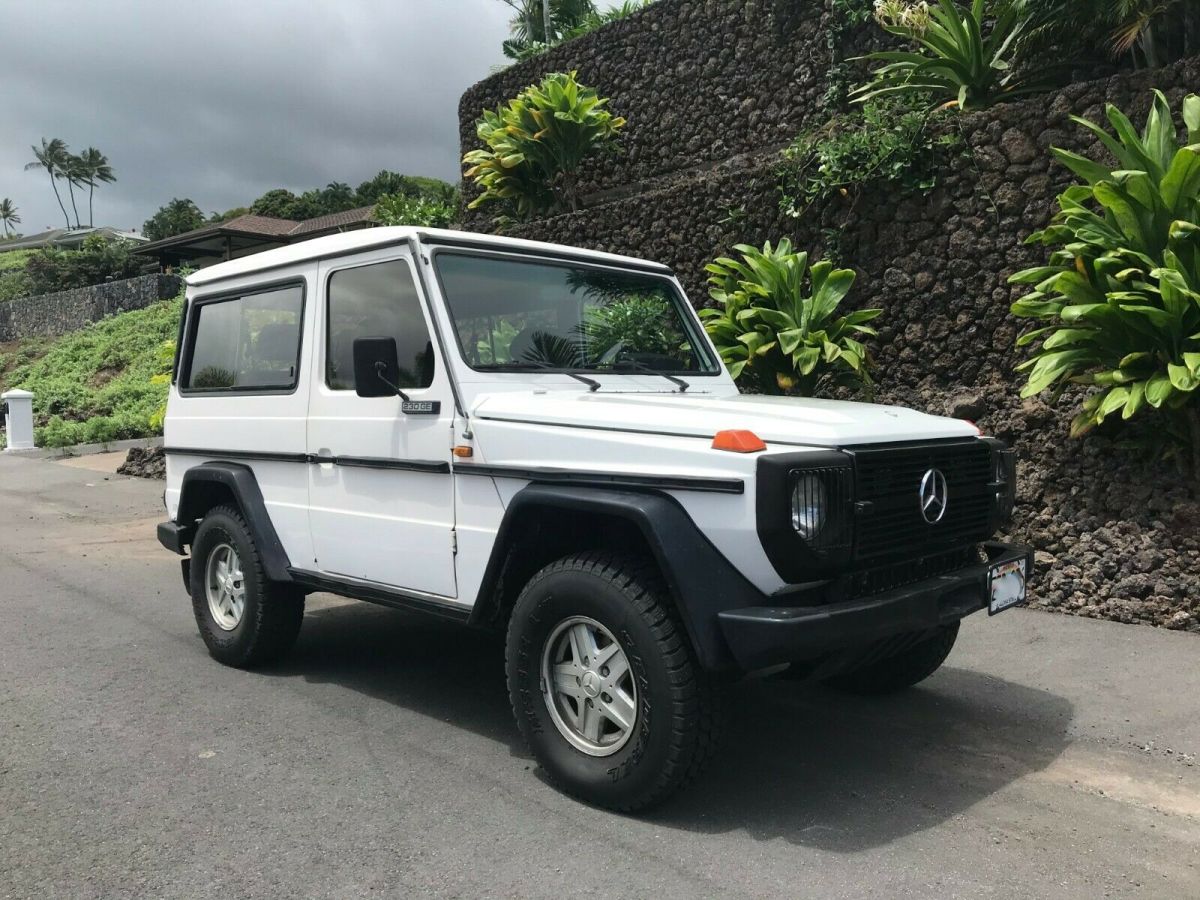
left=505, top=552, right=723, bottom=811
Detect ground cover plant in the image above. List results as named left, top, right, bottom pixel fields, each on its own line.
left=0, top=291, right=182, bottom=448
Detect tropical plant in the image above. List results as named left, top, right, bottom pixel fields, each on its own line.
left=75, top=148, right=116, bottom=227
left=561, top=0, right=656, bottom=39
left=852, top=0, right=1058, bottom=111
left=26, top=138, right=71, bottom=229
left=464, top=71, right=626, bottom=219
left=498, top=0, right=595, bottom=59
left=371, top=194, right=456, bottom=228
left=1015, top=0, right=1199, bottom=69
left=1010, top=91, right=1200, bottom=468
left=779, top=96, right=954, bottom=221
left=24, top=233, right=142, bottom=294
left=143, top=198, right=207, bottom=241
left=0, top=199, right=20, bottom=238
left=62, top=153, right=90, bottom=229
left=701, top=239, right=882, bottom=395
left=584, top=295, right=683, bottom=359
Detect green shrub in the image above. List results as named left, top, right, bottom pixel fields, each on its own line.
left=853, top=0, right=1057, bottom=111
left=463, top=71, right=625, bottom=220
left=23, top=233, right=142, bottom=295
left=779, top=97, right=955, bottom=224
left=371, top=193, right=456, bottom=228
left=1010, top=91, right=1200, bottom=467
left=701, top=239, right=882, bottom=396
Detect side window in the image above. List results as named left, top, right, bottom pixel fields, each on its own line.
left=184, top=284, right=303, bottom=391
left=326, top=259, right=435, bottom=391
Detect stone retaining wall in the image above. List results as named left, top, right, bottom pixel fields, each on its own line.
left=0, top=274, right=182, bottom=343
left=458, top=1, right=1200, bottom=631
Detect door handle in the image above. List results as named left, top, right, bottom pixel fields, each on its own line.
left=315, top=448, right=335, bottom=467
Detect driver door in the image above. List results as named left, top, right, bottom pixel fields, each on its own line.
left=305, top=248, right=457, bottom=598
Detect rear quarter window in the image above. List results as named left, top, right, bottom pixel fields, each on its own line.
left=182, top=283, right=304, bottom=392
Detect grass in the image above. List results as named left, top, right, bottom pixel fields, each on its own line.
left=0, top=292, right=182, bottom=448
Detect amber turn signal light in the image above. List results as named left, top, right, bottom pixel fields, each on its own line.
left=453, top=446, right=474, bottom=458
left=712, top=430, right=767, bottom=453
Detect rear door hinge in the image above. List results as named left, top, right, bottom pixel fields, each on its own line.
left=451, top=529, right=458, bottom=555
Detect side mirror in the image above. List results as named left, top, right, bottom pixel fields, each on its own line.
left=353, top=337, right=402, bottom=398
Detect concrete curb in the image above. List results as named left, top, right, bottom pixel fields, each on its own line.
left=4, top=435, right=163, bottom=460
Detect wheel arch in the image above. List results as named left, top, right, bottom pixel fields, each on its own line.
left=469, top=484, right=761, bottom=672
left=175, top=462, right=293, bottom=583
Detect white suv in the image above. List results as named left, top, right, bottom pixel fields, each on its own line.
left=158, top=227, right=1029, bottom=810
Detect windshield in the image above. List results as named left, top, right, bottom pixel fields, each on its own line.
left=434, top=251, right=718, bottom=375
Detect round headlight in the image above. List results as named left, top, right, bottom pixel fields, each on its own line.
left=791, top=473, right=827, bottom=539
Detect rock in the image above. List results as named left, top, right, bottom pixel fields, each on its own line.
left=948, top=393, right=986, bottom=420
left=118, top=446, right=165, bottom=480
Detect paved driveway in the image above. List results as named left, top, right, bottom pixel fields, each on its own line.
left=1, top=452, right=1197, bottom=899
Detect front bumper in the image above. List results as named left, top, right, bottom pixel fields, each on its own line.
left=717, top=542, right=1033, bottom=672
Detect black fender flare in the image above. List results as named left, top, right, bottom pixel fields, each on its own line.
left=469, top=484, right=765, bottom=672
left=173, top=461, right=294, bottom=583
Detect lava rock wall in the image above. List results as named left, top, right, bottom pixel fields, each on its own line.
left=459, top=0, right=1200, bottom=630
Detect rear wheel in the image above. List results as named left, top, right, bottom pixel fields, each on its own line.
left=505, top=552, right=723, bottom=811
left=823, top=623, right=960, bottom=695
left=189, top=505, right=304, bottom=668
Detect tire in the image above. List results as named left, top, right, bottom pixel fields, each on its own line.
left=824, top=622, right=960, bottom=695
left=505, top=551, right=723, bottom=812
left=189, top=505, right=304, bottom=668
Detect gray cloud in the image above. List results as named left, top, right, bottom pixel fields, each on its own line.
left=1, top=0, right=519, bottom=234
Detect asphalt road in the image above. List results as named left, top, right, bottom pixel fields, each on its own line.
left=1, top=452, right=1198, bottom=899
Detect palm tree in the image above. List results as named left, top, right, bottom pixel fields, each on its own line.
left=26, top=137, right=71, bottom=229
left=76, top=147, right=116, bottom=227
left=0, top=199, right=20, bottom=238
left=61, top=154, right=87, bottom=229
left=498, top=0, right=595, bottom=57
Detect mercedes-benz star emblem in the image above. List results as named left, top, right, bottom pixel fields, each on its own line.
left=919, top=468, right=948, bottom=524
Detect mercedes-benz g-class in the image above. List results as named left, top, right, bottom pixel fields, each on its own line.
left=157, top=227, right=1030, bottom=810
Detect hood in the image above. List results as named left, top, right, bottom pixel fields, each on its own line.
left=471, top=391, right=979, bottom=447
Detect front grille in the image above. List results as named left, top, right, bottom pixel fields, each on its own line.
left=845, top=546, right=981, bottom=599
left=851, top=439, right=993, bottom=563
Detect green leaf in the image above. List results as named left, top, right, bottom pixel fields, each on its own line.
left=1161, top=146, right=1200, bottom=216
left=1145, top=374, right=1174, bottom=408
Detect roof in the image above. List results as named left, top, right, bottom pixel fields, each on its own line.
left=187, top=227, right=673, bottom=287
left=289, top=206, right=376, bottom=236
left=134, top=207, right=380, bottom=259
left=0, top=226, right=147, bottom=252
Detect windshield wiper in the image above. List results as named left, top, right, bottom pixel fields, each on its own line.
left=612, top=358, right=690, bottom=393
left=475, top=362, right=602, bottom=392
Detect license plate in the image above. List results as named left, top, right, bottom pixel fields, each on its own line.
left=988, top=557, right=1027, bottom=616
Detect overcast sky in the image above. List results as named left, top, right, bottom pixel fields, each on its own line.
left=1, top=0, right=534, bottom=235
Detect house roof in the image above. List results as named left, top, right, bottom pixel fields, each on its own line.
left=134, top=207, right=380, bottom=262
left=0, top=226, right=147, bottom=253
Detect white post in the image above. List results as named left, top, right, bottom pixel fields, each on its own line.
left=2, top=389, right=35, bottom=451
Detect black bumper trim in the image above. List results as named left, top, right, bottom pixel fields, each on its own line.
left=157, top=521, right=192, bottom=555
left=717, top=541, right=1033, bottom=671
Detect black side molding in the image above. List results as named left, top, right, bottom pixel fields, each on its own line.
left=289, top=569, right=470, bottom=623
left=163, top=447, right=449, bottom=473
